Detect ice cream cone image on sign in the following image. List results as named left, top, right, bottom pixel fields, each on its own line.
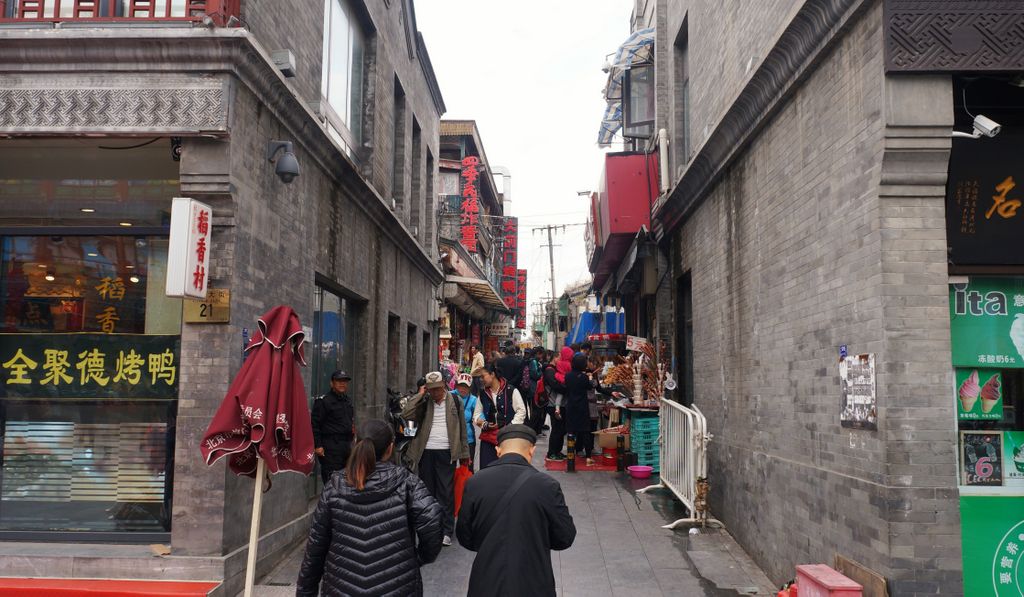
left=959, top=369, right=980, bottom=413
left=981, top=373, right=1001, bottom=413
left=1012, top=313, right=1024, bottom=360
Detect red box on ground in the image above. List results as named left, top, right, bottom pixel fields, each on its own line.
left=795, top=565, right=863, bottom=597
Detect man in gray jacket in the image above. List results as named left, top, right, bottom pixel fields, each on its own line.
left=402, top=370, right=470, bottom=546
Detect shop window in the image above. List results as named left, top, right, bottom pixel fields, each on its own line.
left=321, top=0, right=367, bottom=151
left=674, top=20, right=691, bottom=169
left=422, top=330, right=431, bottom=379
left=311, top=285, right=358, bottom=398
left=622, top=63, right=655, bottom=140
left=406, top=323, right=418, bottom=389
left=387, top=314, right=400, bottom=390
left=0, top=234, right=182, bottom=537
left=676, top=272, right=694, bottom=406
left=392, top=77, right=407, bottom=211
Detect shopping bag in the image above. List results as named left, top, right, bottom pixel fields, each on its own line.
left=453, top=464, right=473, bottom=517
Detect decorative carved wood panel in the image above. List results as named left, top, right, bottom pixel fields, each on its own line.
left=886, top=0, right=1024, bottom=72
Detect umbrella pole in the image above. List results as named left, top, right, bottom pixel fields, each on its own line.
left=243, top=457, right=266, bottom=597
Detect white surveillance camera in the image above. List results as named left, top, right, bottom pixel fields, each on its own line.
left=974, top=114, right=1001, bottom=138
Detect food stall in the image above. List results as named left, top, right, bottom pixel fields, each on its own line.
left=592, top=334, right=672, bottom=472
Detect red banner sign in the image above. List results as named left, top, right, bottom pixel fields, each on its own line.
left=501, top=217, right=518, bottom=311
left=460, top=156, right=481, bottom=253
left=516, top=269, right=527, bottom=329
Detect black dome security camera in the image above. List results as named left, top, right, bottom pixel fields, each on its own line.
left=266, top=140, right=300, bottom=184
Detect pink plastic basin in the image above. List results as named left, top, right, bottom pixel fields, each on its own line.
left=627, top=465, right=653, bottom=479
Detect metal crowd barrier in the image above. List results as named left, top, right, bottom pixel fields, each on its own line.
left=637, top=398, right=719, bottom=529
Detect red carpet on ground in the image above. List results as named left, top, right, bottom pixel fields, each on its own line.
left=544, top=457, right=619, bottom=472
left=0, top=579, right=220, bottom=596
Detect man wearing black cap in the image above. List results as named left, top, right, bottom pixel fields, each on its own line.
left=311, top=370, right=355, bottom=484
left=456, top=424, right=576, bottom=597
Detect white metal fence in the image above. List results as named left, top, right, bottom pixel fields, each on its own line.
left=637, top=398, right=717, bottom=529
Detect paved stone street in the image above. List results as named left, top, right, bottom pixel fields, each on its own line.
left=253, top=435, right=775, bottom=597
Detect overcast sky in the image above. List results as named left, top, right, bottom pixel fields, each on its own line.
left=415, top=0, right=633, bottom=327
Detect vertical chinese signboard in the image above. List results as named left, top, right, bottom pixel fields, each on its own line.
left=166, top=197, right=211, bottom=299
left=516, top=269, right=527, bottom=329
left=460, top=157, right=481, bottom=253
left=501, top=217, right=518, bottom=315
left=947, top=134, right=1024, bottom=266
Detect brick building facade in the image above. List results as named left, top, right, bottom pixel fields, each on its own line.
left=0, top=1, right=444, bottom=593
left=617, top=0, right=1024, bottom=594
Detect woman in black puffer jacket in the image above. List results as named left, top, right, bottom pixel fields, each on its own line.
left=296, top=419, right=443, bottom=597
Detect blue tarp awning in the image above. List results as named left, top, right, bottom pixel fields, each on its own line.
left=567, top=311, right=625, bottom=345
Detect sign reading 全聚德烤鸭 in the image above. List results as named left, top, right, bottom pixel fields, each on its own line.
left=166, top=197, right=212, bottom=299
left=949, top=278, right=1024, bottom=368
left=0, top=333, right=179, bottom=399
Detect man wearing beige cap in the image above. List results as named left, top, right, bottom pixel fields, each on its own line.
left=402, top=370, right=470, bottom=545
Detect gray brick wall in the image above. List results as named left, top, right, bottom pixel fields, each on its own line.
left=665, top=3, right=962, bottom=594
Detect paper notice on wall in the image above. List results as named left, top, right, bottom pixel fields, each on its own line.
left=840, top=353, right=877, bottom=431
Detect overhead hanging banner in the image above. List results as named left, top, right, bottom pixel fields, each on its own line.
left=949, top=278, right=1024, bottom=368
left=516, top=269, right=527, bottom=329
left=501, top=217, right=519, bottom=312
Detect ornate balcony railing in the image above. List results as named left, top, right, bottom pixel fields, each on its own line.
left=0, top=0, right=240, bottom=24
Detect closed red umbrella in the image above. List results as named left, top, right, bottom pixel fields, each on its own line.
left=199, top=305, right=315, bottom=597
left=201, top=305, right=315, bottom=476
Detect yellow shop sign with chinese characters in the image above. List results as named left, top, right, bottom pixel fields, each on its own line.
left=0, top=334, right=179, bottom=399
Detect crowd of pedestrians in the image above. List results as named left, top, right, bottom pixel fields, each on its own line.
left=297, top=343, right=580, bottom=596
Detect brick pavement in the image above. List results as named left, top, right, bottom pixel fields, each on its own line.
left=252, top=435, right=776, bottom=596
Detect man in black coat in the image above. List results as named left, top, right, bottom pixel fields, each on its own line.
left=311, top=370, right=355, bottom=483
left=456, top=425, right=576, bottom=597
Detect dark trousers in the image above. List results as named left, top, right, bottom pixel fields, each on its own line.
left=418, top=449, right=455, bottom=536
left=547, top=406, right=566, bottom=456
left=571, top=426, right=594, bottom=457
left=528, top=401, right=547, bottom=433
left=318, top=437, right=352, bottom=484
left=479, top=441, right=498, bottom=469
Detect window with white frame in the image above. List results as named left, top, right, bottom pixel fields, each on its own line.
left=321, top=0, right=366, bottom=149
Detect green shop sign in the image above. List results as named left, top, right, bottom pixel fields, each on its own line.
left=950, top=278, right=1024, bottom=368
left=962, top=495, right=1024, bottom=596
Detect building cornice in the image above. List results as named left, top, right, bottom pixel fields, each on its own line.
left=0, top=27, right=444, bottom=285
left=653, top=0, right=870, bottom=240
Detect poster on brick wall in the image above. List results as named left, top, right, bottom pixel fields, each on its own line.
left=839, top=353, right=876, bottom=430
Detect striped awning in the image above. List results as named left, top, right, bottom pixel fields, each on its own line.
left=598, top=27, right=655, bottom=147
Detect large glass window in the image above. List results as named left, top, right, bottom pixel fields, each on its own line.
left=311, top=286, right=358, bottom=398
left=0, top=235, right=182, bottom=537
left=0, top=138, right=181, bottom=539
left=321, top=0, right=366, bottom=149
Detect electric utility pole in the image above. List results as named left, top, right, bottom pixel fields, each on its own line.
left=534, top=225, right=566, bottom=346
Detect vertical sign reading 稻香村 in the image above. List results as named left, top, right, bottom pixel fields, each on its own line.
left=501, top=217, right=519, bottom=313
left=166, top=197, right=211, bottom=299
left=460, top=157, right=481, bottom=253
left=516, top=269, right=527, bottom=329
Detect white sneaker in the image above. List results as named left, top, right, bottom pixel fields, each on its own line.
left=442, top=535, right=452, bottom=546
